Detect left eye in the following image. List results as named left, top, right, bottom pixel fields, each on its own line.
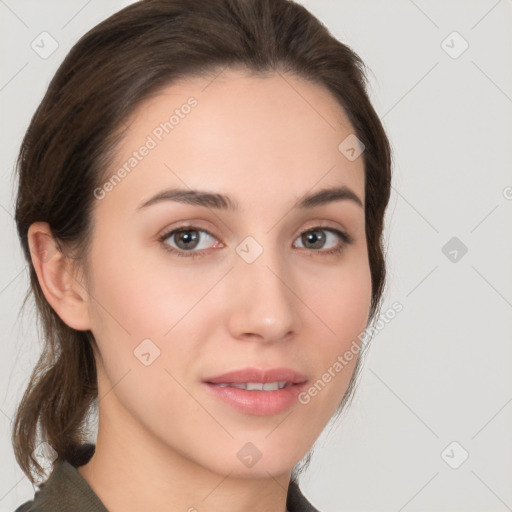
left=293, top=227, right=350, bottom=253
left=159, top=226, right=351, bottom=258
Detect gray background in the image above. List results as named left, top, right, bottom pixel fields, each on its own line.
left=1, top=1, right=511, bottom=511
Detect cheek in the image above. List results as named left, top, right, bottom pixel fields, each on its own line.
left=84, top=233, right=221, bottom=398
left=86, top=231, right=206, bottom=339
left=84, top=241, right=208, bottom=423
left=295, top=258, right=371, bottom=415
left=301, top=257, right=372, bottom=341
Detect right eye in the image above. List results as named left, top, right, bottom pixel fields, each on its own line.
left=158, top=226, right=223, bottom=258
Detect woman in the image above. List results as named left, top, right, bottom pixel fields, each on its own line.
left=12, top=0, right=392, bottom=510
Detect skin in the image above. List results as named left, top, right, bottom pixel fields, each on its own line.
left=28, top=67, right=371, bottom=512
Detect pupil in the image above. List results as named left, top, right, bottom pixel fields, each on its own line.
left=304, top=230, right=325, bottom=249
left=176, top=230, right=198, bottom=249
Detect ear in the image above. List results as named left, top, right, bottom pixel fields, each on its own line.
left=28, top=221, right=92, bottom=331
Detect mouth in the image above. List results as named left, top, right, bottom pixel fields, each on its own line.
left=203, top=366, right=307, bottom=386
left=202, top=367, right=308, bottom=415
left=208, top=381, right=295, bottom=391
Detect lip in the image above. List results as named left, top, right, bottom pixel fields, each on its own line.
left=202, top=367, right=308, bottom=416
left=203, top=367, right=308, bottom=385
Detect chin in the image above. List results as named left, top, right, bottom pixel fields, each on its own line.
left=209, top=438, right=306, bottom=480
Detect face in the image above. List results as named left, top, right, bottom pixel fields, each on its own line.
left=82, top=68, right=371, bottom=478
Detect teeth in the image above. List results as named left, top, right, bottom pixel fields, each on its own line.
left=215, top=381, right=289, bottom=390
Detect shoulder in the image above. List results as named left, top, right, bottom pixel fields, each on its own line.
left=11, top=480, right=49, bottom=512
left=287, top=480, right=323, bottom=512
left=11, top=444, right=105, bottom=512
left=12, top=487, right=44, bottom=512
left=13, top=501, right=34, bottom=512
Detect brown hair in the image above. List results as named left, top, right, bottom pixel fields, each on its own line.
left=13, top=0, right=392, bottom=484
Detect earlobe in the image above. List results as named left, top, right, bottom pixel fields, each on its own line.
left=28, top=221, right=92, bottom=331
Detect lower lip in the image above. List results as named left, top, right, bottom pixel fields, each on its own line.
left=202, top=382, right=308, bottom=416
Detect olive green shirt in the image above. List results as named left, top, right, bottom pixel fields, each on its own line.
left=14, top=444, right=320, bottom=512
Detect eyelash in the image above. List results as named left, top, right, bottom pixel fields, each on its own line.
left=158, top=224, right=353, bottom=259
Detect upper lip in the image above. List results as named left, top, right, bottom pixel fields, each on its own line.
left=204, top=367, right=308, bottom=384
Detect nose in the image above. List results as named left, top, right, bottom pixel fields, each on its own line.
left=225, top=244, right=301, bottom=344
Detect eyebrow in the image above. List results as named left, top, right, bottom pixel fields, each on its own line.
left=136, top=185, right=363, bottom=212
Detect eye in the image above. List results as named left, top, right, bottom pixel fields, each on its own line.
left=158, top=225, right=352, bottom=258
left=293, top=227, right=352, bottom=256
left=159, top=226, right=221, bottom=258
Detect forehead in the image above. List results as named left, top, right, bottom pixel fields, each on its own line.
left=100, top=67, right=365, bottom=213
